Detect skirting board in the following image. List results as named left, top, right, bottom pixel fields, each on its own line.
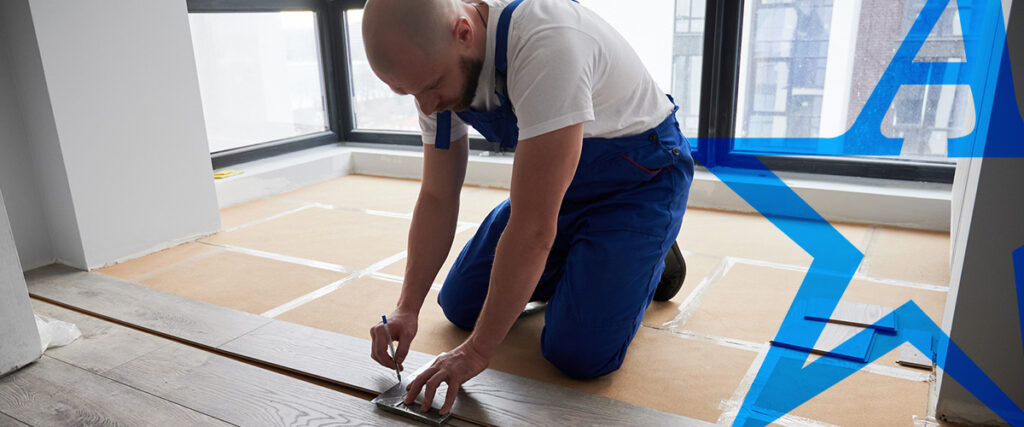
left=25, top=264, right=711, bottom=427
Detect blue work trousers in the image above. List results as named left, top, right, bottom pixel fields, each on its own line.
left=438, top=113, right=694, bottom=379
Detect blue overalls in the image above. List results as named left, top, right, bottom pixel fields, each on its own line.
left=434, top=0, right=694, bottom=379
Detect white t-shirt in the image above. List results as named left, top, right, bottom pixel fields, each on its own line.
left=419, top=0, right=674, bottom=144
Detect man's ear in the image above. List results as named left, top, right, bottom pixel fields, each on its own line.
left=453, top=16, right=474, bottom=49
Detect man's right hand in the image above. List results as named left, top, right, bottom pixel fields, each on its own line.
left=371, top=309, right=418, bottom=371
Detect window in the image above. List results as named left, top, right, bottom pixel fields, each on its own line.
left=189, top=11, right=329, bottom=153
left=343, top=0, right=681, bottom=146
left=735, top=0, right=972, bottom=160
left=188, top=0, right=964, bottom=182
left=345, top=9, right=420, bottom=133
left=673, top=0, right=707, bottom=140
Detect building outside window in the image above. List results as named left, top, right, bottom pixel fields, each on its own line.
left=729, top=0, right=971, bottom=163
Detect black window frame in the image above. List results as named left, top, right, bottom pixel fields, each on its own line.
left=192, top=0, right=954, bottom=183
left=698, top=0, right=955, bottom=183
left=190, top=0, right=363, bottom=169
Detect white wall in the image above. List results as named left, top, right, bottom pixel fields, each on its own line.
left=0, top=11, right=54, bottom=270
left=0, top=0, right=222, bottom=270
left=0, top=0, right=84, bottom=269
left=0, top=187, right=42, bottom=376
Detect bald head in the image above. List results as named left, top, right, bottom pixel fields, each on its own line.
left=362, top=0, right=462, bottom=76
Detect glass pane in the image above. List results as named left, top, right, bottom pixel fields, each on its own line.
left=346, top=9, right=421, bottom=132
left=734, top=0, right=971, bottom=162
left=347, top=2, right=685, bottom=139
left=671, top=0, right=706, bottom=140
left=189, top=12, right=328, bottom=153
left=582, top=0, right=676, bottom=99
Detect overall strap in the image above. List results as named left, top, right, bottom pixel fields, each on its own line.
left=435, top=111, right=452, bottom=149
left=494, top=0, right=526, bottom=74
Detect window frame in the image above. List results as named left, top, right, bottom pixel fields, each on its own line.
left=188, top=0, right=359, bottom=169
left=697, top=0, right=955, bottom=183
left=191, top=0, right=954, bottom=183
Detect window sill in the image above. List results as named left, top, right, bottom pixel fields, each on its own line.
left=214, top=143, right=951, bottom=231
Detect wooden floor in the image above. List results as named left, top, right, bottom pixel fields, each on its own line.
left=0, top=299, right=422, bottom=426
left=20, top=265, right=707, bottom=426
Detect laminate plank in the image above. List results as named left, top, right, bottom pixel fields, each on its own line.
left=773, top=322, right=875, bottom=362
left=224, top=320, right=712, bottom=427
left=220, top=319, right=435, bottom=394
left=803, top=298, right=896, bottom=332
left=0, top=357, right=228, bottom=426
left=34, top=297, right=441, bottom=426
left=0, top=412, right=27, bottom=427
left=26, top=264, right=271, bottom=347
left=29, top=300, right=171, bottom=374
left=28, top=264, right=711, bottom=426
left=104, top=345, right=417, bottom=426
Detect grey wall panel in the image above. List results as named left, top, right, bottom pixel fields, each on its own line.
left=0, top=187, right=42, bottom=376
left=0, top=3, right=54, bottom=270
left=0, top=0, right=85, bottom=269
left=25, top=0, right=221, bottom=269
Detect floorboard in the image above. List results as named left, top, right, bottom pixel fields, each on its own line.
left=223, top=321, right=711, bottom=426
left=30, top=300, right=172, bottom=374
left=0, top=412, right=27, bottom=426
left=0, top=357, right=228, bottom=426
left=26, top=264, right=271, bottom=347
left=104, top=345, right=417, bottom=426
left=219, top=319, right=435, bottom=394
left=33, top=299, right=446, bottom=426
left=803, top=298, right=896, bottom=332
left=28, top=265, right=713, bottom=427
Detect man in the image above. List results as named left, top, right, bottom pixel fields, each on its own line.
left=363, top=0, right=693, bottom=415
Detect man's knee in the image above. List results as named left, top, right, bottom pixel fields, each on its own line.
left=437, top=282, right=479, bottom=330
left=540, top=321, right=635, bottom=379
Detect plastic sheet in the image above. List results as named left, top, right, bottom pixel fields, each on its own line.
left=34, top=314, right=81, bottom=353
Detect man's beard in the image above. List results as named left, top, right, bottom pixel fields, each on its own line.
left=450, top=56, right=483, bottom=112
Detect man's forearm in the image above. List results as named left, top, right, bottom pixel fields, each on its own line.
left=397, top=192, right=460, bottom=314
left=465, top=221, right=554, bottom=358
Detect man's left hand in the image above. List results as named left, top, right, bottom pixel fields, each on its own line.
left=403, top=341, right=490, bottom=415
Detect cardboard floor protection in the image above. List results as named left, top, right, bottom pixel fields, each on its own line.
left=138, top=251, right=346, bottom=315
left=218, top=198, right=307, bottom=229
left=676, top=208, right=871, bottom=267
left=864, top=226, right=951, bottom=286
left=642, top=253, right=723, bottom=328
left=201, top=207, right=411, bottom=270
left=277, top=174, right=424, bottom=214
left=489, top=317, right=757, bottom=423
left=97, top=242, right=219, bottom=281
left=789, top=362, right=930, bottom=426
left=681, top=263, right=804, bottom=343
left=277, top=277, right=470, bottom=356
